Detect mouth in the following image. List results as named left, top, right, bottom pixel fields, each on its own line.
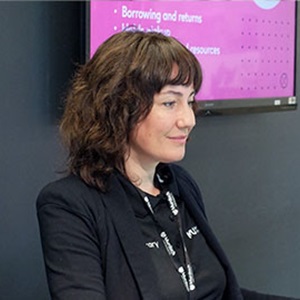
left=168, top=135, right=188, bottom=143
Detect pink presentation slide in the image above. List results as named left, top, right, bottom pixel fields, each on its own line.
left=90, top=1, right=296, bottom=101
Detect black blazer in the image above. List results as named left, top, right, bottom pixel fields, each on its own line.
left=36, top=164, right=296, bottom=300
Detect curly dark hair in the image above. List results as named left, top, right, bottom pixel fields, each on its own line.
left=60, top=30, right=202, bottom=191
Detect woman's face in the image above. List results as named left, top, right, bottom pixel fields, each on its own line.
left=127, top=84, right=196, bottom=168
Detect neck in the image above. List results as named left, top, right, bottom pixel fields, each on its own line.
left=125, top=156, right=160, bottom=196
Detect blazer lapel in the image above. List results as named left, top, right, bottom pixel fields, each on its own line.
left=101, top=175, right=159, bottom=300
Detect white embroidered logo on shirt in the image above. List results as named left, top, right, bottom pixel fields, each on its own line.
left=186, top=226, right=199, bottom=239
left=145, top=241, right=160, bottom=249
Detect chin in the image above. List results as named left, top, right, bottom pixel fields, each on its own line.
left=161, top=153, right=186, bottom=163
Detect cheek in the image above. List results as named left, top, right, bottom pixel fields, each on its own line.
left=137, top=118, right=156, bottom=137
left=130, top=123, right=152, bottom=147
left=139, top=126, right=155, bottom=144
left=132, top=113, right=168, bottom=145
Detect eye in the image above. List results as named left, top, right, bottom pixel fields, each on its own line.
left=163, top=101, right=176, bottom=108
left=188, top=99, right=195, bottom=107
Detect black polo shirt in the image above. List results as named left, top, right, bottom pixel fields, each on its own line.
left=118, top=174, right=226, bottom=300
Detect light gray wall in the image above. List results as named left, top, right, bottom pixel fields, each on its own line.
left=0, top=2, right=299, bottom=299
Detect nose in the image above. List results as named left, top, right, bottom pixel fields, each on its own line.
left=177, top=103, right=196, bottom=130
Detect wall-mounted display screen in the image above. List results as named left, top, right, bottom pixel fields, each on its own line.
left=87, top=0, right=298, bottom=115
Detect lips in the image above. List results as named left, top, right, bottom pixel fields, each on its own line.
left=168, top=136, right=188, bottom=143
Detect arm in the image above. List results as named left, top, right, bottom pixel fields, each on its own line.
left=37, top=180, right=106, bottom=300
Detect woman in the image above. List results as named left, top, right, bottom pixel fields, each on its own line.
left=37, top=31, right=296, bottom=300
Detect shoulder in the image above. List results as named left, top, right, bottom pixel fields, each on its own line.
left=158, top=163, right=204, bottom=200
left=36, top=174, right=105, bottom=219
left=166, top=163, right=206, bottom=215
left=38, top=174, right=95, bottom=197
left=168, top=164, right=201, bottom=192
left=168, top=163, right=193, bottom=179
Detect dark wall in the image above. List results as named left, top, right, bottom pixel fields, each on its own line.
left=0, top=2, right=83, bottom=299
left=180, top=5, right=300, bottom=297
left=181, top=110, right=300, bottom=298
left=0, top=2, right=299, bottom=299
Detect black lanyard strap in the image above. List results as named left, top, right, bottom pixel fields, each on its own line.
left=141, top=190, right=196, bottom=293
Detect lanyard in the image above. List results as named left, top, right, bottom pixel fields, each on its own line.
left=141, top=189, right=196, bottom=293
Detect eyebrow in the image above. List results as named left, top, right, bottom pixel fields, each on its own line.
left=160, top=90, right=195, bottom=98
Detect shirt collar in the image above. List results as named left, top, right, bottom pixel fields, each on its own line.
left=114, top=163, right=179, bottom=218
